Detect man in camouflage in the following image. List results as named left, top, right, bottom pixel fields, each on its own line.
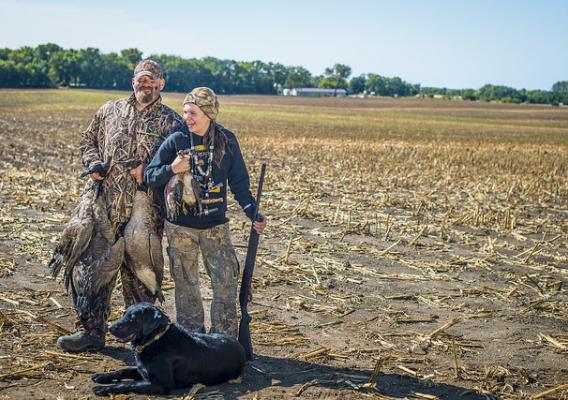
left=57, top=59, right=186, bottom=352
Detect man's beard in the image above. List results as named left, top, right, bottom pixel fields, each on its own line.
left=135, top=88, right=158, bottom=105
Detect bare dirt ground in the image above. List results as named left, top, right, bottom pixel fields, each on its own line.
left=0, top=90, right=567, bottom=399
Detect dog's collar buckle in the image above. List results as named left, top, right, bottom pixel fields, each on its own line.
left=134, top=322, right=172, bottom=353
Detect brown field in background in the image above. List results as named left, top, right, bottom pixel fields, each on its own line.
left=0, top=89, right=566, bottom=399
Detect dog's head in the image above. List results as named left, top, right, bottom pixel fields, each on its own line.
left=109, top=303, right=170, bottom=344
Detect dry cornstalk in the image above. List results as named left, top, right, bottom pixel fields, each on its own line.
left=409, top=227, right=426, bottom=246
left=311, top=265, right=321, bottom=285
left=43, top=350, right=101, bottom=361
left=328, top=352, right=350, bottom=360
left=370, top=355, right=397, bottom=383
left=316, top=320, right=342, bottom=328
left=48, top=297, right=62, bottom=309
left=183, top=383, right=205, bottom=400
left=383, top=215, right=393, bottom=241
left=532, top=383, right=568, bottom=399
left=0, top=296, right=19, bottom=306
left=410, top=392, right=439, bottom=400
left=409, top=393, right=438, bottom=400
left=380, top=239, right=401, bottom=256
left=284, top=237, right=294, bottom=264
left=396, top=316, right=437, bottom=324
left=384, top=294, right=418, bottom=300
left=539, top=333, right=567, bottom=351
left=516, top=241, right=541, bottom=259
left=296, top=346, right=329, bottom=360
left=426, top=317, right=463, bottom=340
left=295, top=379, right=320, bottom=396
left=15, top=309, right=71, bottom=335
left=0, top=363, right=50, bottom=380
left=248, top=307, right=269, bottom=316
left=256, top=337, right=307, bottom=346
left=451, top=339, right=461, bottom=379
left=396, top=365, right=418, bottom=377
left=506, top=285, right=520, bottom=298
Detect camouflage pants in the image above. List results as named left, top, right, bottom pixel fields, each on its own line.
left=120, top=258, right=158, bottom=308
left=164, top=221, right=239, bottom=338
left=71, top=274, right=116, bottom=338
left=72, top=241, right=159, bottom=339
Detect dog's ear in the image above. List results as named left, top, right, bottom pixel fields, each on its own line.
left=141, top=305, right=170, bottom=337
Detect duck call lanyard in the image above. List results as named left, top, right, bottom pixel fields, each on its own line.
left=189, top=125, right=215, bottom=193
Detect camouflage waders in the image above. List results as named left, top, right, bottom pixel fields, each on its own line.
left=71, top=269, right=116, bottom=338
left=120, top=256, right=159, bottom=307
left=164, top=221, right=239, bottom=338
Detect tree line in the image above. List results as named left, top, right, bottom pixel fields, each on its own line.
left=1, top=43, right=566, bottom=105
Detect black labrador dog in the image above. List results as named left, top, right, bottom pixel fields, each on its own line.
left=91, top=303, right=245, bottom=396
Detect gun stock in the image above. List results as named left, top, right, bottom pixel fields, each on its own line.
left=238, top=163, right=266, bottom=361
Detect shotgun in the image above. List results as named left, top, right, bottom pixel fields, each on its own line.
left=238, top=163, right=267, bottom=361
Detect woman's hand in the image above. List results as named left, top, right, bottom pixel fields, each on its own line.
left=253, top=214, right=268, bottom=235
left=171, top=155, right=190, bottom=174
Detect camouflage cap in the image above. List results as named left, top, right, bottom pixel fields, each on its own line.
left=183, top=87, right=219, bottom=121
left=133, top=59, right=163, bottom=80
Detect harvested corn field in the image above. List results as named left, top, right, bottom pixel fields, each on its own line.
left=0, top=89, right=567, bottom=399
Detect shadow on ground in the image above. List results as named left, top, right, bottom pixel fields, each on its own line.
left=93, top=354, right=488, bottom=399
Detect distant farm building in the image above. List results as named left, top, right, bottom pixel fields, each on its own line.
left=284, top=88, right=347, bottom=97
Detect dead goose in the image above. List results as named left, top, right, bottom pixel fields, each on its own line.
left=123, top=189, right=164, bottom=302
left=70, top=193, right=125, bottom=321
left=49, top=187, right=96, bottom=290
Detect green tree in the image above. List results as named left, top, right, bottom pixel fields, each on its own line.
left=478, top=84, right=521, bottom=102
left=48, top=50, right=79, bottom=86
left=526, top=90, right=552, bottom=104
left=552, top=81, right=568, bottom=104
left=349, top=74, right=366, bottom=94
left=283, top=66, right=313, bottom=88
left=461, top=88, right=477, bottom=101
left=320, top=63, right=351, bottom=89
left=100, top=52, right=131, bottom=89
left=76, top=48, right=104, bottom=87
left=120, top=48, right=143, bottom=68
left=34, top=43, right=62, bottom=61
left=0, top=48, right=10, bottom=60
left=365, top=74, right=387, bottom=95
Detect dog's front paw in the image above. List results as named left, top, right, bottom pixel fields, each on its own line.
left=91, top=373, right=113, bottom=384
left=92, top=385, right=111, bottom=396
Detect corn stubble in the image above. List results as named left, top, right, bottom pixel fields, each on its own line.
left=0, top=91, right=566, bottom=399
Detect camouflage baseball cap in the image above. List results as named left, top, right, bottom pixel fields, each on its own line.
left=133, top=59, right=163, bottom=80
left=183, top=87, right=219, bottom=120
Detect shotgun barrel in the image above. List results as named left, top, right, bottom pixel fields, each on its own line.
left=237, top=163, right=267, bottom=361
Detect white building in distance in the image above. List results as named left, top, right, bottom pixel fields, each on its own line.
left=284, top=88, right=348, bottom=97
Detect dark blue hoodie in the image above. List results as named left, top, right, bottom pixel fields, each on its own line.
left=144, top=124, right=256, bottom=229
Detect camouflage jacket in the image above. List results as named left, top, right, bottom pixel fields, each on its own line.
left=80, top=93, right=186, bottom=233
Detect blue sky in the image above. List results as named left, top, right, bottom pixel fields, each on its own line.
left=1, top=0, right=566, bottom=90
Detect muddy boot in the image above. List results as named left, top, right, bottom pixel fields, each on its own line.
left=57, top=331, right=105, bottom=353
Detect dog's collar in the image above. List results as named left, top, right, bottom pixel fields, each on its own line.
left=134, top=322, right=172, bottom=353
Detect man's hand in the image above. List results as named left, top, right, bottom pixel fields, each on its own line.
left=130, top=163, right=144, bottom=184
left=90, top=172, right=104, bottom=181
left=171, top=155, right=190, bottom=174
left=253, top=214, right=267, bottom=235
